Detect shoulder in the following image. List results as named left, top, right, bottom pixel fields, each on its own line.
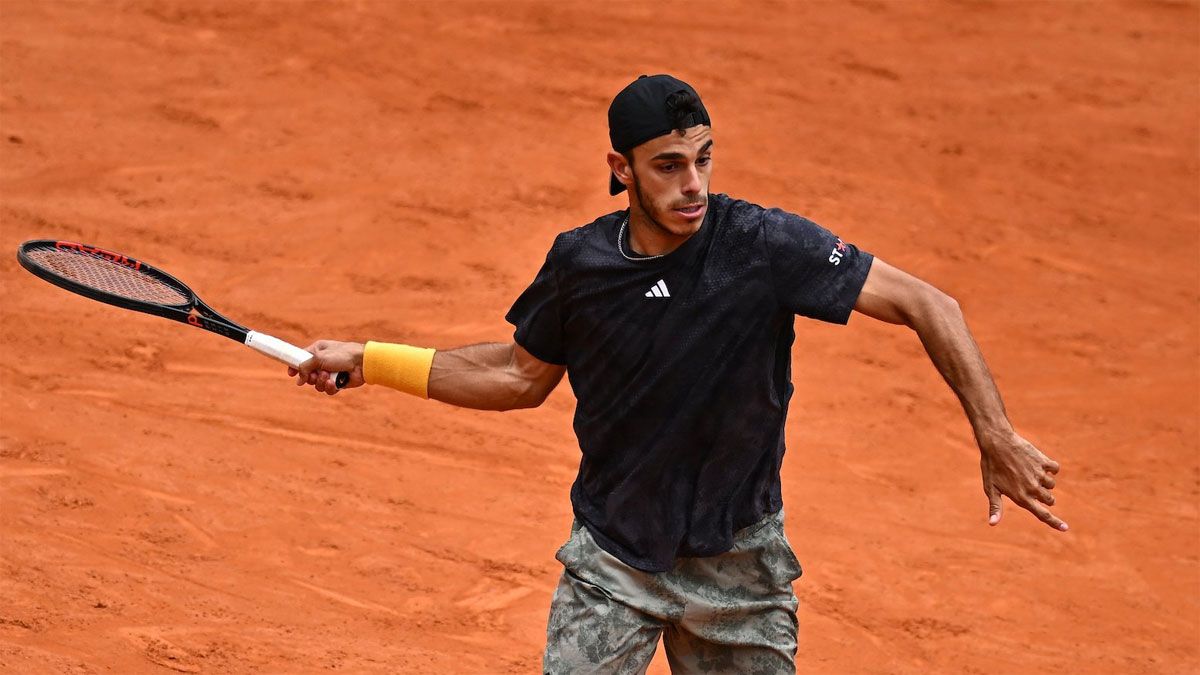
left=711, top=193, right=808, bottom=231
left=727, top=196, right=811, bottom=229
left=719, top=196, right=822, bottom=240
left=712, top=195, right=832, bottom=260
left=710, top=193, right=778, bottom=244
left=546, top=210, right=624, bottom=265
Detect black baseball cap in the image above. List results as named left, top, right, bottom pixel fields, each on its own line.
left=607, top=74, right=711, bottom=196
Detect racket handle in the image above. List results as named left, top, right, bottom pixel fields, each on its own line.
left=246, top=331, right=351, bottom=389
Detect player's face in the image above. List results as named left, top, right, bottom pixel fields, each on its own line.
left=624, top=125, right=713, bottom=237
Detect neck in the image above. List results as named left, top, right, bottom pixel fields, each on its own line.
left=626, top=204, right=693, bottom=257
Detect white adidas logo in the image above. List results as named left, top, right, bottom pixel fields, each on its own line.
left=644, top=279, right=671, bottom=298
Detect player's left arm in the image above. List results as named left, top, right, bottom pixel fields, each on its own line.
left=853, top=258, right=1067, bottom=532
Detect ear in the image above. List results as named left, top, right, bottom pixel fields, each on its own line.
left=607, top=150, right=633, bottom=192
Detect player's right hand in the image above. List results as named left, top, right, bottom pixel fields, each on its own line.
left=289, top=340, right=366, bottom=395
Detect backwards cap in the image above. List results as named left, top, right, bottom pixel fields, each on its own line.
left=607, top=74, right=711, bottom=195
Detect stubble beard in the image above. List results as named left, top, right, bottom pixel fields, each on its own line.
left=629, top=167, right=707, bottom=239
left=630, top=171, right=674, bottom=238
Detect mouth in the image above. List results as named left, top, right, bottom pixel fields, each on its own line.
left=673, top=203, right=706, bottom=220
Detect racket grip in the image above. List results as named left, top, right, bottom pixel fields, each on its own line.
left=246, top=331, right=351, bottom=389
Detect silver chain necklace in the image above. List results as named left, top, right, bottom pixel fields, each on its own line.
left=617, top=214, right=667, bottom=262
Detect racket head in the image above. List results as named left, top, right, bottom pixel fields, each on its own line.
left=18, top=239, right=196, bottom=312
left=18, top=240, right=251, bottom=341
left=19, top=239, right=338, bottom=384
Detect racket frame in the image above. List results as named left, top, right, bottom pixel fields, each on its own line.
left=18, top=240, right=252, bottom=342
left=17, top=240, right=338, bottom=380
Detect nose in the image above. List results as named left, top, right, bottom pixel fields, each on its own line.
left=682, top=163, right=702, bottom=195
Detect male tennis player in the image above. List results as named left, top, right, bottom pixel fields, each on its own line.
left=291, top=74, right=1066, bottom=674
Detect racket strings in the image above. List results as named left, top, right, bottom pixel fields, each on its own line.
left=25, top=247, right=190, bottom=306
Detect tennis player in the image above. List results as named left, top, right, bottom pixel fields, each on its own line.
left=291, top=74, right=1066, bottom=674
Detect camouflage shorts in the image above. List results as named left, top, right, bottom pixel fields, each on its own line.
left=543, top=509, right=803, bottom=674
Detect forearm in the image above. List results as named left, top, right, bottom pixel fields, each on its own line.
left=854, top=260, right=1065, bottom=529
left=427, top=342, right=547, bottom=411
left=907, top=293, right=1013, bottom=447
left=294, top=338, right=561, bottom=409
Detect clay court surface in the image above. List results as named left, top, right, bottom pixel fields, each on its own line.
left=1, top=1, right=1197, bottom=672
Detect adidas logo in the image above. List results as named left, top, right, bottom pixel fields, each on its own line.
left=644, top=279, right=671, bottom=298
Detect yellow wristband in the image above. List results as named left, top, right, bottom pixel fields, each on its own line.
left=363, top=341, right=436, bottom=398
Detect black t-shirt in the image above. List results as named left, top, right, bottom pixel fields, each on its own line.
left=506, top=193, right=874, bottom=572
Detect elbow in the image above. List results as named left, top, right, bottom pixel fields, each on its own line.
left=510, top=383, right=552, bottom=410
left=933, top=288, right=961, bottom=316
left=511, top=396, right=545, bottom=410
left=903, top=284, right=960, bottom=329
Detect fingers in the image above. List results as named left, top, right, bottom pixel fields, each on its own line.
left=296, top=341, right=334, bottom=380
left=1027, top=502, right=1069, bottom=532
left=317, top=370, right=338, bottom=395
left=986, top=482, right=1003, bottom=526
left=999, top=481, right=1066, bottom=531
left=1033, top=487, right=1055, bottom=506
left=1035, top=460, right=1059, bottom=506
left=297, top=355, right=319, bottom=380
left=289, top=368, right=341, bottom=395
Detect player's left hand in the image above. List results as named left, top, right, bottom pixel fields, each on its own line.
left=979, top=432, right=1066, bottom=532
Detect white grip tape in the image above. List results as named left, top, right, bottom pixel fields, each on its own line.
left=244, top=331, right=313, bottom=369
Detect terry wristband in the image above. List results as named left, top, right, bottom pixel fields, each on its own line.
left=363, top=341, right=436, bottom=398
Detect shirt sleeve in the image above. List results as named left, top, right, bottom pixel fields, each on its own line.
left=763, top=208, right=874, bottom=323
left=505, top=245, right=567, bottom=365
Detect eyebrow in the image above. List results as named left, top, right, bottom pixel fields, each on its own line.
left=650, top=140, right=714, bottom=162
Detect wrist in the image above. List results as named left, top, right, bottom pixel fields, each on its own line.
left=363, top=341, right=436, bottom=398
left=976, top=422, right=1016, bottom=455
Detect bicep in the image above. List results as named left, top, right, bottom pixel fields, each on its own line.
left=854, top=258, right=948, bottom=326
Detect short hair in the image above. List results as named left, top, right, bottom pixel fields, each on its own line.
left=622, top=89, right=707, bottom=166
left=664, top=89, right=705, bottom=135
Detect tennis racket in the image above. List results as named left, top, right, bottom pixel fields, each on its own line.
left=17, top=239, right=349, bottom=388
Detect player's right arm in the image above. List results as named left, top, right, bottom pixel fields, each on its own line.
left=290, top=340, right=566, bottom=411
